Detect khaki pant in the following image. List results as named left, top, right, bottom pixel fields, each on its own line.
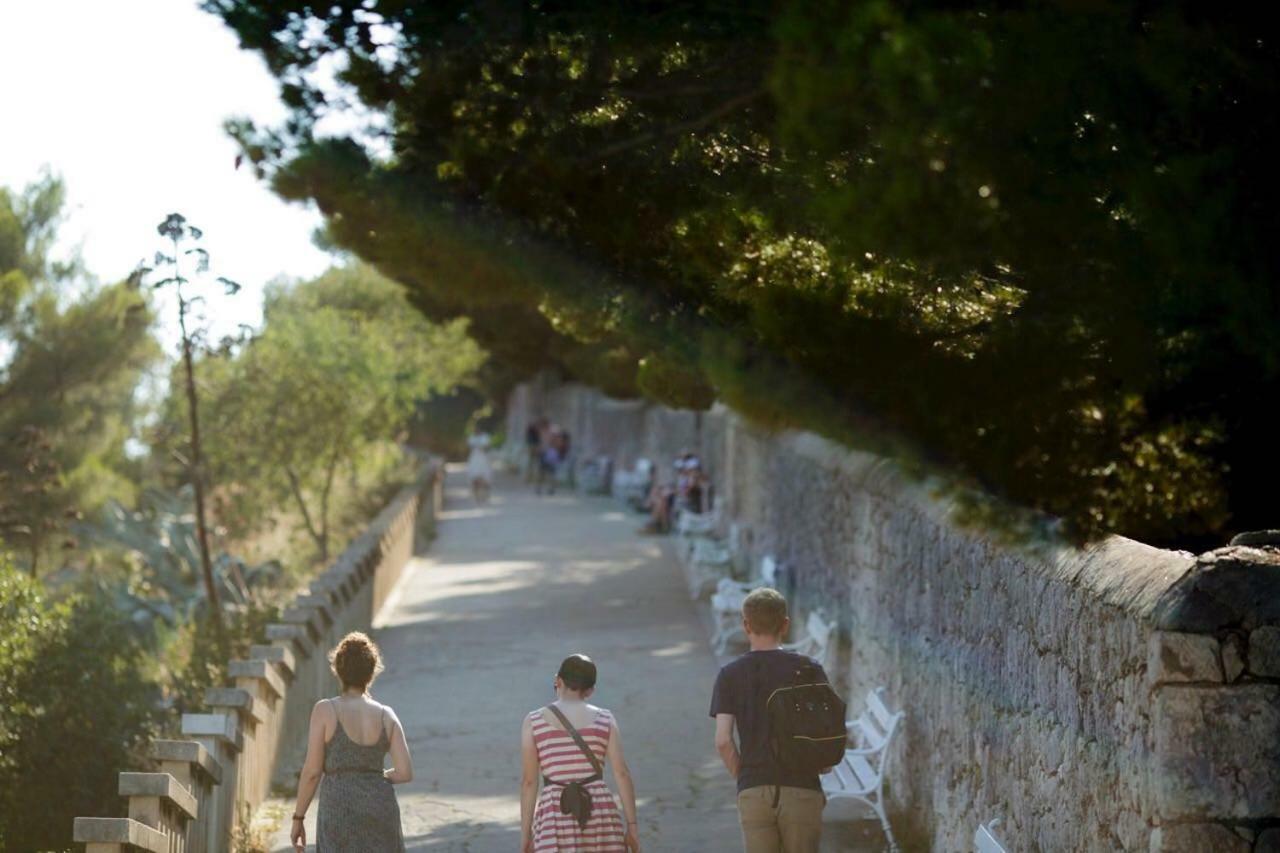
left=737, top=785, right=825, bottom=853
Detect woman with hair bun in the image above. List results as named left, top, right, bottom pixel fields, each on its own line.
left=290, top=631, right=412, bottom=852
left=520, top=654, right=641, bottom=852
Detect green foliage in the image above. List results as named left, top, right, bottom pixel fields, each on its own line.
left=163, top=264, right=483, bottom=559
left=164, top=599, right=278, bottom=718
left=1, top=176, right=161, bottom=572
left=206, top=1, right=1279, bottom=547
left=74, top=486, right=286, bottom=635
left=0, top=557, right=157, bottom=852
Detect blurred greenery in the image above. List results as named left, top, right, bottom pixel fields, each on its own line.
left=1, top=176, right=482, bottom=848
left=0, top=556, right=158, bottom=852
left=150, top=263, right=484, bottom=561
left=206, top=0, right=1278, bottom=546
left=1, top=175, right=161, bottom=574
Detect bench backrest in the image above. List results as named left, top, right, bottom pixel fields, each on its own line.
left=852, top=687, right=903, bottom=778
left=785, top=610, right=835, bottom=672
left=828, top=687, right=903, bottom=795
left=760, top=555, right=777, bottom=587
left=634, top=458, right=652, bottom=475
left=974, top=819, right=1007, bottom=853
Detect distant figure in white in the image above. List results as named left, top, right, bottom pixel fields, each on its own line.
left=467, top=430, right=493, bottom=503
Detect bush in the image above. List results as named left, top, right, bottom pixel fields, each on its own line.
left=0, top=558, right=158, bottom=851
left=164, top=601, right=278, bottom=719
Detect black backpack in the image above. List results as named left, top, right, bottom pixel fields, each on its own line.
left=765, top=660, right=847, bottom=774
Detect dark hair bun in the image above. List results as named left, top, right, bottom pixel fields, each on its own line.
left=329, top=631, right=384, bottom=691
left=557, top=653, right=597, bottom=691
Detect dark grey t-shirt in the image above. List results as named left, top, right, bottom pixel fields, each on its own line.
left=709, top=649, right=825, bottom=793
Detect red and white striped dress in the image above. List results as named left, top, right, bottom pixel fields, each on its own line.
left=530, top=706, right=626, bottom=852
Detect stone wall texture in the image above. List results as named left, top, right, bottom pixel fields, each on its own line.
left=508, top=375, right=1280, bottom=852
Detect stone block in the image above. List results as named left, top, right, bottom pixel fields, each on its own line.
left=1153, top=684, right=1280, bottom=818
left=1148, top=632, right=1222, bottom=684
left=119, top=771, right=197, bottom=819
left=149, top=738, right=221, bottom=784
left=228, top=658, right=286, bottom=699
left=204, top=686, right=267, bottom=724
left=1250, top=626, right=1280, bottom=677
left=181, top=712, right=242, bottom=753
left=72, top=817, right=167, bottom=852
left=1150, top=823, right=1249, bottom=853
left=266, top=622, right=312, bottom=657
left=249, top=642, right=297, bottom=677
left=1221, top=633, right=1246, bottom=682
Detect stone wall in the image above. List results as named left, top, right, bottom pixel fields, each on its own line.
left=507, top=376, right=1280, bottom=853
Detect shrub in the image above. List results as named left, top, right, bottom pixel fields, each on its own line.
left=0, top=558, right=158, bottom=851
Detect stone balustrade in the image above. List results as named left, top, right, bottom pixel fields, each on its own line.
left=71, top=462, right=443, bottom=852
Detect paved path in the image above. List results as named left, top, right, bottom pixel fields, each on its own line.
left=274, top=468, right=880, bottom=851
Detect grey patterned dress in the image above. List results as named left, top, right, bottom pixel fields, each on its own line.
left=316, top=709, right=406, bottom=852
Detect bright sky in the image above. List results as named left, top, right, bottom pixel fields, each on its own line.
left=0, top=0, right=335, bottom=351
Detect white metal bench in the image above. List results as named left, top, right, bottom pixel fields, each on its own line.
left=709, top=556, right=779, bottom=654
left=683, top=536, right=734, bottom=599
left=612, top=458, right=653, bottom=507
left=575, top=454, right=612, bottom=495
left=975, top=818, right=1007, bottom=853
left=675, top=505, right=720, bottom=538
left=823, top=687, right=904, bottom=852
left=783, top=610, right=836, bottom=675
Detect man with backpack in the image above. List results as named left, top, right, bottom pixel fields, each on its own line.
left=710, top=588, right=846, bottom=852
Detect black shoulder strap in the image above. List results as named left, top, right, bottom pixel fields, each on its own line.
left=546, top=705, right=604, bottom=776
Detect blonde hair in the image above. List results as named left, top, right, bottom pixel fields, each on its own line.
left=742, top=588, right=788, bottom=637
left=328, top=631, right=384, bottom=691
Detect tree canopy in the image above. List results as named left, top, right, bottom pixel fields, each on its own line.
left=1, top=176, right=160, bottom=571
left=206, top=0, right=1279, bottom=547
left=158, top=264, right=483, bottom=560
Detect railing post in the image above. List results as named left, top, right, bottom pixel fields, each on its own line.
left=119, top=772, right=198, bottom=853
left=149, top=740, right=221, bottom=853
left=181, top=712, right=241, bottom=853
left=68, top=463, right=441, bottom=852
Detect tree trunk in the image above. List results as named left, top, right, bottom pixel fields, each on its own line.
left=285, top=466, right=327, bottom=562
left=178, top=280, right=224, bottom=641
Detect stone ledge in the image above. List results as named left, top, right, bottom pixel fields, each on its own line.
left=149, top=739, right=221, bottom=785
left=119, top=771, right=198, bottom=820
left=181, top=712, right=243, bottom=753
left=249, top=642, right=297, bottom=678
left=204, top=687, right=267, bottom=725
left=72, top=817, right=167, bottom=852
left=1152, top=546, right=1280, bottom=632
left=228, top=658, right=286, bottom=699
left=266, top=622, right=311, bottom=657
left=292, top=593, right=333, bottom=627
left=279, top=605, right=322, bottom=642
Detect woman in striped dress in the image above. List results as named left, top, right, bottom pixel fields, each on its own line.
left=520, top=655, right=641, bottom=852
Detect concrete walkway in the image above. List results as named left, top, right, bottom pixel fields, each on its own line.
left=273, top=468, right=882, bottom=851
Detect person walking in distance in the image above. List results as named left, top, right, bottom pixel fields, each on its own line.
left=520, top=654, right=642, bottom=852
left=467, top=428, right=494, bottom=503
left=290, top=632, right=413, bottom=852
left=710, top=589, right=842, bottom=853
